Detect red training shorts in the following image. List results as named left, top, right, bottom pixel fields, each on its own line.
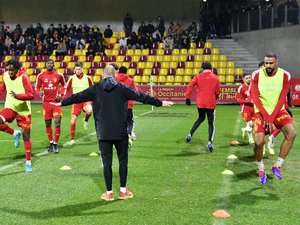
left=241, top=108, right=255, bottom=123
left=253, top=109, right=293, bottom=134
left=43, top=101, right=62, bottom=120
left=71, top=102, right=91, bottom=116
left=0, top=108, right=31, bottom=129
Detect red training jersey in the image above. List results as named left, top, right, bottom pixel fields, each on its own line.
left=185, top=70, right=220, bottom=109
left=237, top=83, right=253, bottom=111
left=115, top=73, right=138, bottom=109
left=35, top=70, right=66, bottom=102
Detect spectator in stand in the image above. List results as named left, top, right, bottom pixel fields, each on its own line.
left=55, top=42, right=67, bottom=58
left=25, top=24, right=35, bottom=37
left=76, top=36, right=85, bottom=50
left=152, top=29, right=162, bottom=43
left=86, top=39, right=98, bottom=58
left=127, top=35, right=136, bottom=50
left=164, top=35, right=174, bottom=50
left=104, top=25, right=113, bottom=38
left=25, top=35, right=35, bottom=56
left=119, top=36, right=127, bottom=50
left=157, top=16, right=165, bottom=38
left=42, top=42, right=53, bottom=56
left=123, top=13, right=133, bottom=37
left=35, top=40, right=43, bottom=56
left=96, top=40, right=106, bottom=56
left=167, top=22, right=176, bottom=37
left=13, top=24, right=22, bottom=38
left=146, top=21, right=155, bottom=36
left=138, top=21, right=147, bottom=35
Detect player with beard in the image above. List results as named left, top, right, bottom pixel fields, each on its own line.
left=250, top=53, right=296, bottom=185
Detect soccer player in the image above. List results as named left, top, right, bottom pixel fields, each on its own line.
left=0, top=59, right=34, bottom=172
left=35, top=58, right=66, bottom=153
left=115, top=66, right=138, bottom=141
left=64, top=62, right=93, bottom=145
left=237, top=73, right=255, bottom=145
left=185, top=62, right=220, bottom=152
left=52, top=65, right=173, bottom=201
left=251, top=53, right=296, bottom=185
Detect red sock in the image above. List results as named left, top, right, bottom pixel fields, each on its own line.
left=54, top=127, right=61, bottom=143
left=46, top=126, right=53, bottom=142
left=85, top=113, right=91, bottom=122
left=0, top=123, right=14, bottom=135
left=70, top=124, right=76, bottom=139
left=272, top=129, right=281, bottom=138
left=24, top=140, right=32, bottom=160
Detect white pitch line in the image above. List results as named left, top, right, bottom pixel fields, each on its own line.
left=0, top=109, right=153, bottom=172
left=213, top=111, right=242, bottom=225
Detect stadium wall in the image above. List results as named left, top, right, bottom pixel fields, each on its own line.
left=232, top=25, right=300, bottom=77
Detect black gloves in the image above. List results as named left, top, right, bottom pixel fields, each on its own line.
left=185, top=98, right=191, bottom=106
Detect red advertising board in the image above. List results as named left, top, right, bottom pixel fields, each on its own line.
left=291, top=78, right=300, bottom=106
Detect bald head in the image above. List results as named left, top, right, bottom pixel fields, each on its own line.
left=102, top=65, right=116, bottom=78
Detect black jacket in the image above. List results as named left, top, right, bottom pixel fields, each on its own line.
left=62, top=77, right=162, bottom=140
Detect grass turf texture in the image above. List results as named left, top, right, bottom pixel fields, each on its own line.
left=0, top=104, right=299, bottom=225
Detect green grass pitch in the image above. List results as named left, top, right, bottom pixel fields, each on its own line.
left=0, top=103, right=299, bottom=225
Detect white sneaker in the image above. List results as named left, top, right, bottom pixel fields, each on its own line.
left=83, top=119, right=88, bottom=130
left=131, top=132, right=137, bottom=141
left=70, top=139, right=75, bottom=145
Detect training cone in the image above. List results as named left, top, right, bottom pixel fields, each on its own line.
left=60, top=165, right=71, bottom=170
left=230, top=140, right=240, bottom=145
left=89, top=152, right=98, bottom=157
left=212, top=210, right=231, bottom=218
left=221, top=169, right=234, bottom=175
left=227, top=155, right=238, bottom=159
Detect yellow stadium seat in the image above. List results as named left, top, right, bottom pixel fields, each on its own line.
left=83, top=62, right=91, bottom=69
left=218, top=61, right=227, bottom=68
left=64, top=55, right=71, bottom=62
left=172, top=49, right=180, bottom=55
left=94, top=55, right=101, bottom=62
left=4, top=55, right=13, bottom=62
left=176, top=68, right=184, bottom=76
left=158, top=43, right=164, bottom=49
left=50, top=53, right=56, bottom=60
left=126, top=49, right=134, bottom=56
left=169, top=62, right=177, bottom=69
left=58, top=68, right=65, bottom=74
left=204, top=42, right=212, bottom=48
left=184, top=69, right=193, bottom=76
left=74, top=49, right=82, bottom=56
left=188, top=49, right=196, bottom=55
left=151, top=75, right=158, bottom=84
left=235, top=68, right=244, bottom=76
left=77, top=56, right=86, bottom=62
left=180, top=49, right=187, bottom=55
left=157, top=75, right=166, bottom=84
left=116, top=56, right=124, bottom=62
left=194, top=61, right=202, bottom=69
left=134, top=49, right=142, bottom=56
left=83, top=68, right=88, bottom=74
left=157, top=49, right=164, bottom=55
left=95, top=69, right=103, bottom=76
left=171, top=55, right=179, bottom=62
left=226, top=75, right=234, bottom=83
left=226, top=68, right=235, bottom=75
left=219, top=75, right=226, bottom=83
left=165, top=75, right=174, bottom=85
left=134, top=76, right=141, bottom=84
left=179, top=55, right=186, bottom=62
left=29, top=75, right=36, bottom=83
left=145, top=62, right=153, bottom=68
left=190, top=42, right=196, bottom=49
left=203, top=55, right=211, bottom=62
left=141, top=75, right=150, bottom=84
left=132, top=55, right=140, bottom=62
left=227, top=61, right=235, bottom=68
left=186, top=62, right=194, bottom=69
left=93, top=75, right=101, bottom=83
left=158, top=69, right=167, bottom=76
left=211, top=48, right=219, bottom=55
left=120, top=62, right=130, bottom=68
left=195, top=48, right=204, bottom=55
left=218, top=68, right=226, bottom=76
left=108, top=38, right=117, bottom=44
left=119, top=31, right=125, bottom=37
left=137, top=62, right=145, bottom=69
left=112, top=32, right=119, bottom=38
left=113, top=43, right=120, bottom=50
left=36, top=62, right=45, bottom=69
left=67, top=62, right=75, bottom=69
left=211, top=61, right=218, bottom=68
left=144, top=68, right=151, bottom=76
left=148, top=55, right=155, bottom=62
left=111, top=49, right=119, bottom=56
left=163, top=55, right=171, bottom=62
left=127, top=68, right=135, bottom=76
left=19, top=56, right=26, bottom=63
left=195, top=55, right=203, bottom=62
left=155, top=55, right=163, bottom=62
left=219, top=55, right=227, bottom=61
left=54, top=62, right=60, bottom=68
left=183, top=75, right=191, bottom=84
left=211, top=55, right=219, bottom=62
left=142, top=49, right=149, bottom=55
left=22, top=62, right=30, bottom=68
left=193, top=68, right=200, bottom=75
left=104, top=49, right=111, bottom=56
left=174, top=76, right=183, bottom=84
left=161, top=62, right=169, bottom=69
left=27, top=68, right=34, bottom=75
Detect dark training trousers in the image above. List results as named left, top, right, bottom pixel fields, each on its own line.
left=190, top=108, right=216, bottom=143
left=99, top=138, right=129, bottom=191
left=126, top=109, right=134, bottom=135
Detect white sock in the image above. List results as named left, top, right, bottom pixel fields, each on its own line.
left=120, top=187, right=127, bottom=193
left=256, top=161, right=265, bottom=171
left=26, top=160, right=31, bottom=165
left=247, top=132, right=253, bottom=140
left=13, top=130, right=19, bottom=136
left=245, top=122, right=252, bottom=132
left=106, top=190, right=113, bottom=194
left=275, top=157, right=284, bottom=168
